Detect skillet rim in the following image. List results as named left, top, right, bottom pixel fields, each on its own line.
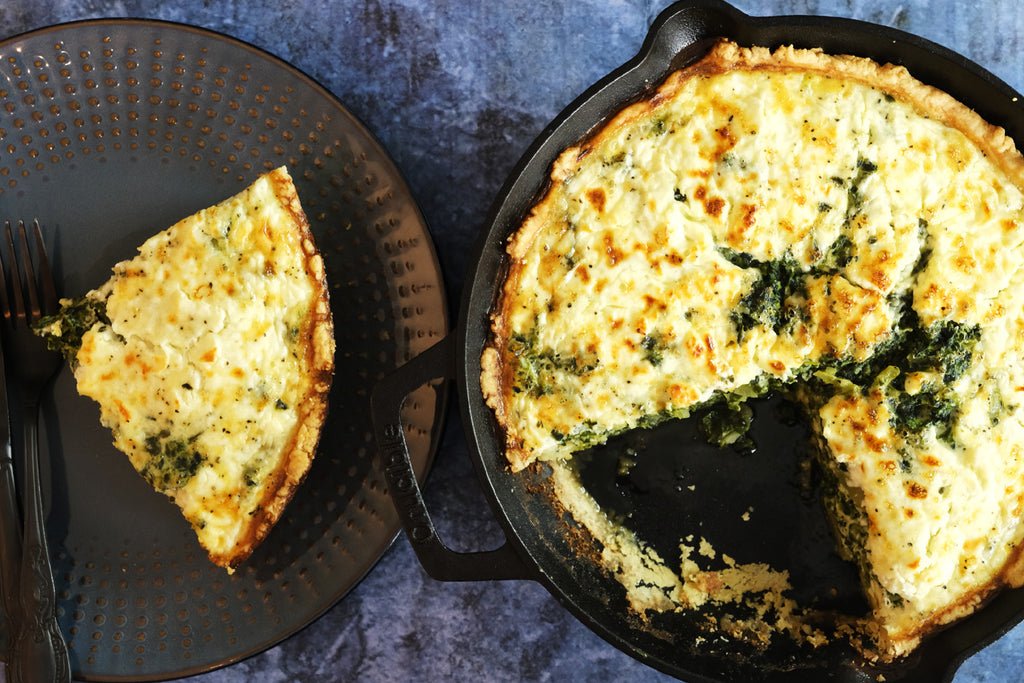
left=452, top=1, right=1024, bottom=680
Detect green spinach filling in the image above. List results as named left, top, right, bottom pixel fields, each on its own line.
left=821, top=309, right=981, bottom=442
left=722, top=157, right=878, bottom=339
left=507, top=321, right=598, bottom=398
left=719, top=234, right=856, bottom=340
left=721, top=249, right=805, bottom=337
left=140, top=431, right=205, bottom=492
left=640, top=332, right=669, bottom=367
left=33, top=294, right=110, bottom=365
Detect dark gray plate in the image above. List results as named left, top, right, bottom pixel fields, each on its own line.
left=446, top=2, right=1024, bottom=681
left=0, top=18, right=448, bottom=681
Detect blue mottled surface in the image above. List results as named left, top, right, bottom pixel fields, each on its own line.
left=2, top=1, right=1024, bottom=681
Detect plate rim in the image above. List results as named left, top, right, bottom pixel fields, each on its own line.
left=0, top=16, right=450, bottom=681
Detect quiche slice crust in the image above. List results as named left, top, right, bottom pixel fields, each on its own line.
left=482, top=40, right=1024, bottom=659
left=39, top=166, right=335, bottom=572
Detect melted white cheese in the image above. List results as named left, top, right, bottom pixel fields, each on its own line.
left=71, top=168, right=322, bottom=563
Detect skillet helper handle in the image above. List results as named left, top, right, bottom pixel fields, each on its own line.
left=371, top=335, right=533, bottom=582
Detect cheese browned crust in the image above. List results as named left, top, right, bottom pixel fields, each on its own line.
left=481, top=40, right=1024, bottom=659
left=39, top=166, right=335, bottom=572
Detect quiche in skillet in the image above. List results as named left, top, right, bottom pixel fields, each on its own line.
left=37, top=166, right=335, bottom=573
left=481, top=39, right=1024, bottom=659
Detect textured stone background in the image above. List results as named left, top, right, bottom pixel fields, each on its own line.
left=2, top=1, right=1023, bottom=681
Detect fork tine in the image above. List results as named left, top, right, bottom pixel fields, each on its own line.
left=0, top=222, right=9, bottom=324
left=3, top=222, right=25, bottom=325
left=15, top=221, right=41, bottom=325
left=31, top=220, right=57, bottom=317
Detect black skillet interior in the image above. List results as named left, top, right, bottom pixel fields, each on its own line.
left=455, top=1, right=1024, bottom=681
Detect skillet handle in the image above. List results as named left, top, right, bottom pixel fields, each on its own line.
left=371, top=335, right=533, bottom=582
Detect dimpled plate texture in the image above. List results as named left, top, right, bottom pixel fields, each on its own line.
left=0, top=19, right=448, bottom=681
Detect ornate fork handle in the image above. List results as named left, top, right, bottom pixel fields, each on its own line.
left=0, top=327, right=19, bottom=657
left=9, top=390, right=70, bottom=683
left=11, top=552, right=68, bottom=683
left=0, top=442, right=20, bottom=649
left=1, top=220, right=72, bottom=683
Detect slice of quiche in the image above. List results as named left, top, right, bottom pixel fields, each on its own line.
left=38, top=166, right=334, bottom=573
left=482, top=40, right=1024, bottom=659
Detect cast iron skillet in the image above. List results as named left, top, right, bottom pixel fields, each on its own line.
left=371, top=1, right=1024, bottom=680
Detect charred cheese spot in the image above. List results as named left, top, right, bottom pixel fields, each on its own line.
left=586, top=188, right=606, bottom=212
left=906, top=482, right=929, bottom=499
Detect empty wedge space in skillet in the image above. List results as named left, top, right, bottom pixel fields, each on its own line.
left=481, top=38, right=1024, bottom=661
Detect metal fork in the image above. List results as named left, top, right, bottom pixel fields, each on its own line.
left=0, top=220, right=70, bottom=683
